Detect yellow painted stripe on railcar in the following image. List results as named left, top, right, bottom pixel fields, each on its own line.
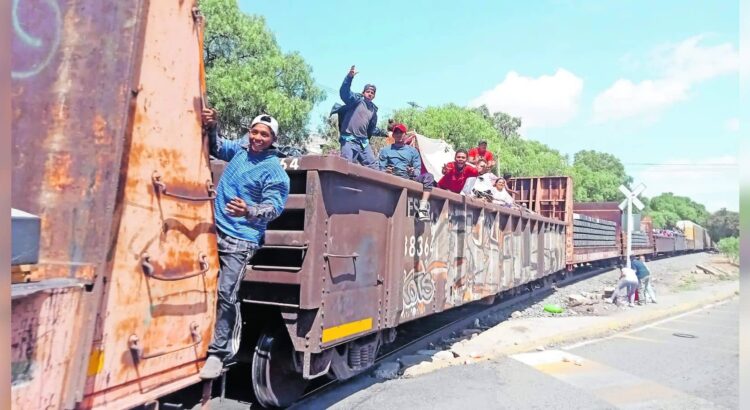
left=321, top=318, right=373, bottom=343
left=87, top=349, right=105, bottom=376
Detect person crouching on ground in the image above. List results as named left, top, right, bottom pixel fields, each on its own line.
left=438, top=149, right=479, bottom=193
left=199, top=108, right=290, bottom=379
left=611, top=264, right=639, bottom=307
left=378, top=123, right=434, bottom=221
left=632, top=255, right=657, bottom=304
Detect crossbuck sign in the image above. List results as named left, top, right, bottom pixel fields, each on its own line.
left=618, top=183, right=646, bottom=268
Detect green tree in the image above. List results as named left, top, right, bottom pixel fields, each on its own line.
left=472, top=105, right=523, bottom=139
left=495, top=138, right=570, bottom=177
left=571, top=150, right=633, bottom=202
left=391, top=104, right=569, bottom=177
left=705, top=208, right=739, bottom=241
left=717, top=236, right=739, bottom=264
left=393, top=104, right=498, bottom=149
left=202, top=0, right=325, bottom=145
left=647, top=192, right=710, bottom=228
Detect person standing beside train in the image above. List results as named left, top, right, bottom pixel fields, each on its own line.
left=199, top=108, right=290, bottom=379
left=378, top=123, right=433, bottom=221
left=632, top=255, right=657, bottom=304
left=333, top=65, right=385, bottom=169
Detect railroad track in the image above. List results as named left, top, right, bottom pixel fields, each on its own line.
left=289, top=264, right=614, bottom=409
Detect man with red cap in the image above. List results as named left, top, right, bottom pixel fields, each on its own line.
left=378, top=123, right=434, bottom=221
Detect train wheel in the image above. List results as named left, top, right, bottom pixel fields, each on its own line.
left=252, top=329, right=308, bottom=408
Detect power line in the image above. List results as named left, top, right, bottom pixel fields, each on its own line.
left=624, top=163, right=736, bottom=167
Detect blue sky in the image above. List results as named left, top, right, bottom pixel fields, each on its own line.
left=239, top=0, right=739, bottom=212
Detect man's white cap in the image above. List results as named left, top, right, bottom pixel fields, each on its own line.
left=250, top=114, right=279, bottom=138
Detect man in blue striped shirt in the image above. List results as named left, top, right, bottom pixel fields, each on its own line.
left=199, top=108, right=290, bottom=379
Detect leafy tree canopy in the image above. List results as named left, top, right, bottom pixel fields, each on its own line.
left=570, top=150, right=633, bottom=202
left=202, top=0, right=325, bottom=145
left=705, top=208, right=739, bottom=241
left=390, top=104, right=569, bottom=177
left=647, top=192, right=710, bottom=228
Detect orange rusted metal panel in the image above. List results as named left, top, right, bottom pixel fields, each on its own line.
left=11, top=282, right=86, bottom=410
left=80, top=1, right=218, bottom=408
left=12, top=0, right=218, bottom=409
left=11, top=0, right=146, bottom=283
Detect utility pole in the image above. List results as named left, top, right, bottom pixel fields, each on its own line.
left=618, top=183, right=646, bottom=268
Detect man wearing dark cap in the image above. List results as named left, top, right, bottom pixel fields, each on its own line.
left=337, top=65, right=384, bottom=169
left=378, top=123, right=434, bottom=221
left=468, top=140, right=496, bottom=170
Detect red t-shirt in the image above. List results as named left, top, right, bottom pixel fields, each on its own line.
left=468, top=147, right=494, bottom=162
left=438, top=163, right=479, bottom=193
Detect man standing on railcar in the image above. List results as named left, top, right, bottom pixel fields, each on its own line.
left=333, top=65, right=385, bottom=169
left=378, top=123, right=434, bottom=221
left=199, top=108, right=290, bottom=379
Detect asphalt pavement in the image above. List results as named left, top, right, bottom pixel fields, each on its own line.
left=317, top=298, right=738, bottom=409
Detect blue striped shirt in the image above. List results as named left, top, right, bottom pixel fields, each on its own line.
left=209, top=127, right=290, bottom=245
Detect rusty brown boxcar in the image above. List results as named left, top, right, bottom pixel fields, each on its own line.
left=11, top=0, right=712, bottom=408
left=225, top=160, right=568, bottom=406
left=12, top=1, right=219, bottom=409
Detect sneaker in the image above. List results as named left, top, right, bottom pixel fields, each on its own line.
left=199, top=355, right=223, bottom=379
left=417, top=208, right=430, bottom=222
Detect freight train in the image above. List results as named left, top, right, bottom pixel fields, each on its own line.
left=10, top=2, right=711, bottom=409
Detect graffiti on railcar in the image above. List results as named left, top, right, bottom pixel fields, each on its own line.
left=402, top=260, right=437, bottom=311
left=400, top=200, right=566, bottom=320
left=11, top=0, right=63, bottom=80
left=468, top=209, right=501, bottom=294
left=530, top=230, right=539, bottom=280
left=401, top=201, right=450, bottom=319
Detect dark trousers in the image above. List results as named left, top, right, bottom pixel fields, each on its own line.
left=207, top=249, right=256, bottom=361
left=340, top=139, right=378, bottom=169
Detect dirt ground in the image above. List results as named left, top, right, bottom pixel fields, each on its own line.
left=482, top=252, right=737, bottom=324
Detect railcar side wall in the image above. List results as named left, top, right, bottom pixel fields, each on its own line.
left=240, top=157, right=566, bottom=354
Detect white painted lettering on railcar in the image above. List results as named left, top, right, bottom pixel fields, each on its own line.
left=279, top=157, right=299, bottom=170
left=404, top=235, right=434, bottom=257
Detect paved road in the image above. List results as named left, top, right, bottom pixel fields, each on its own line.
left=310, top=298, right=739, bottom=409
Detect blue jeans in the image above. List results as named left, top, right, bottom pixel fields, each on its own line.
left=207, top=249, right=256, bottom=361
left=340, top=139, right=378, bottom=169
left=639, top=276, right=657, bottom=303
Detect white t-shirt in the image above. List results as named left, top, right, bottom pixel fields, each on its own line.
left=491, top=188, right=514, bottom=205
left=621, top=267, right=638, bottom=283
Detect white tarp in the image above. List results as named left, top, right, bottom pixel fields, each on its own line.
left=413, top=133, right=455, bottom=177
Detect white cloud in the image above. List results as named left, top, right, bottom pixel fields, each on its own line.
left=725, top=117, right=740, bottom=132
left=470, top=69, right=583, bottom=129
left=593, top=79, right=687, bottom=123
left=634, top=155, right=738, bottom=212
left=593, top=35, right=739, bottom=123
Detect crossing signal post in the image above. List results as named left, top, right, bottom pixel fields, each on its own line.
left=618, top=183, right=646, bottom=268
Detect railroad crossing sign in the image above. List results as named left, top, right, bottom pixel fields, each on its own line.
left=618, top=183, right=646, bottom=268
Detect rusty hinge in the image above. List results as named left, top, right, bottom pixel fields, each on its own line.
left=129, top=322, right=201, bottom=363
left=141, top=252, right=209, bottom=281
left=152, top=171, right=216, bottom=202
